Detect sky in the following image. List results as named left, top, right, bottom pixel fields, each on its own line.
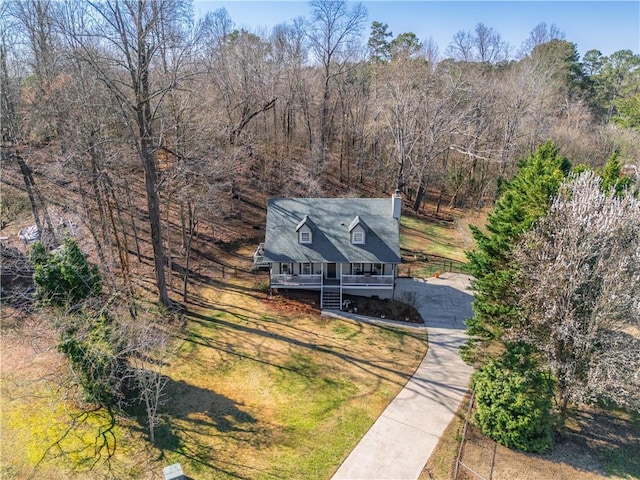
left=194, top=1, right=640, bottom=59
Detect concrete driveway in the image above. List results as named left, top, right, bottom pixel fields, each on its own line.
left=331, top=273, right=475, bottom=480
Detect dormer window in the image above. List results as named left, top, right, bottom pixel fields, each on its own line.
left=296, top=215, right=314, bottom=244
left=300, top=229, right=311, bottom=244
left=349, top=215, right=366, bottom=244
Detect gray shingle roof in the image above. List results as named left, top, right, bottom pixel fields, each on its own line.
left=264, top=198, right=401, bottom=264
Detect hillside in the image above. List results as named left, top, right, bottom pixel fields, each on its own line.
left=1, top=149, right=467, bottom=479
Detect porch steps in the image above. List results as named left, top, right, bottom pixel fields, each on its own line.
left=322, top=288, right=341, bottom=310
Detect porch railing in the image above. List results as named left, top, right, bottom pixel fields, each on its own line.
left=270, top=274, right=322, bottom=286
left=253, top=255, right=269, bottom=266
left=341, top=274, right=394, bottom=286
left=270, top=273, right=394, bottom=288
left=253, top=243, right=269, bottom=267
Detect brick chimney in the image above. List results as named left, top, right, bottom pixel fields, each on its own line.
left=392, top=190, right=402, bottom=219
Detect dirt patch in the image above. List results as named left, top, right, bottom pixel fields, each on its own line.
left=265, top=289, right=423, bottom=324
left=262, top=289, right=321, bottom=316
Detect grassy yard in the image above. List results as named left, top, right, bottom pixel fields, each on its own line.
left=0, top=271, right=428, bottom=479
left=398, top=212, right=479, bottom=278
left=0, top=204, right=468, bottom=479
left=422, top=397, right=640, bottom=480
left=400, top=214, right=467, bottom=262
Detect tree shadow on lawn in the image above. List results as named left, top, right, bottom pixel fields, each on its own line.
left=556, top=408, right=640, bottom=478
left=182, top=307, right=421, bottom=394
left=188, top=286, right=427, bottom=345
left=462, top=402, right=640, bottom=479
left=129, top=376, right=266, bottom=480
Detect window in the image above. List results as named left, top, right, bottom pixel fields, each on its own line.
left=300, top=231, right=311, bottom=244
left=302, top=263, right=312, bottom=275
left=372, top=263, right=383, bottom=274
left=296, top=215, right=313, bottom=243
left=352, top=263, right=363, bottom=274
left=349, top=217, right=366, bottom=244
left=281, top=263, right=292, bottom=274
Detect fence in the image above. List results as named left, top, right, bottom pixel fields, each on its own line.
left=454, top=392, right=499, bottom=480
left=397, top=256, right=467, bottom=279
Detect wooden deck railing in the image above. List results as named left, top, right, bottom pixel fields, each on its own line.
left=341, top=274, right=394, bottom=287
left=270, top=274, right=394, bottom=288
left=270, top=274, right=322, bottom=286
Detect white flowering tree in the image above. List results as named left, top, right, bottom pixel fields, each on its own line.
left=514, top=171, right=640, bottom=427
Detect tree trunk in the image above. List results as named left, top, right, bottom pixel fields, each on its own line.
left=15, top=154, right=43, bottom=235
left=182, top=202, right=196, bottom=303
left=136, top=40, right=170, bottom=306
left=436, top=183, right=445, bottom=216
left=413, top=183, right=426, bottom=212
left=318, top=73, right=330, bottom=176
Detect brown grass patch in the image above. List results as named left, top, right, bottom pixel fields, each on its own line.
left=1, top=262, right=428, bottom=479
left=422, top=399, right=640, bottom=480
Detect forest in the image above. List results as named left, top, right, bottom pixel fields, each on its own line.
left=2, top=0, right=639, bottom=305
left=2, top=1, right=640, bottom=478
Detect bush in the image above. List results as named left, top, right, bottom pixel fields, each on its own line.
left=253, top=277, right=271, bottom=293
left=58, top=312, right=122, bottom=405
left=30, top=238, right=101, bottom=307
left=472, top=346, right=554, bottom=453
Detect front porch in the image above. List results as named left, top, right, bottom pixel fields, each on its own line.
left=270, top=273, right=394, bottom=288
left=269, top=262, right=396, bottom=309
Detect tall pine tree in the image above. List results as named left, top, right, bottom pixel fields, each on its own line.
left=462, top=141, right=571, bottom=364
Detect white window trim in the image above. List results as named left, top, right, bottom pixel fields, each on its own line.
left=300, top=230, right=312, bottom=244
left=352, top=231, right=365, bottom=244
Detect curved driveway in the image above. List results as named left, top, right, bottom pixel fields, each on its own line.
left=331, top=274, right=475, bottom=480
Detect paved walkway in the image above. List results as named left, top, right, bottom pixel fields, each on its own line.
left=331, top=274, right=475, bottom=480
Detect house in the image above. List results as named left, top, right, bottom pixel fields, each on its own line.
left=257, top=192, right=402, bottom=309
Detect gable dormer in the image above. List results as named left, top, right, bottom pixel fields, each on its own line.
left=296, top=215, right=313, bottom=244
left=349, top=215, right=366, bottom=244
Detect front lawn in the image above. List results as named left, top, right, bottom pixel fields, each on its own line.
left=1, top=274, right=428, bottom=479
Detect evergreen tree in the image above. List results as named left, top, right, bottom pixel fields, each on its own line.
left=389, top=32, right=423, bottom=60
left=472, top=344, right=554, bottom=453
left=30, top=238, right=102, bottom=308
left=613, top=93, right=640, bottom=130
left=463, top=141, right=570, bottom=364
left=58, top=311, right=122, bottom=405
left=367, top=21, right=392, bottom=63
left=600, top=151, right=632, bottom=195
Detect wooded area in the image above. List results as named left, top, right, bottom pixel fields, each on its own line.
left=1, top=3, right=640, bottom=478
left=2, top=0, right=639, bottom=305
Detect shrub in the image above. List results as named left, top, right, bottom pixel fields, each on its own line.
left=58, top=312, right=122, bottom=405
left=472, top=345, right=554, bottom=453
left=253, top=277, right=271, bottom=293
left=30, top=238, right=101, bottom=308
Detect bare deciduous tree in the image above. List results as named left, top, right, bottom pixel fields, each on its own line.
left=519, top=22, right=565, bottom=58
left=306, top=0, right=367, bottom=177
left=123, top=319, right=171, bottom=444
left=64, top=0, right=196, bottom=306
left=446, top=23, right=510, bottom=64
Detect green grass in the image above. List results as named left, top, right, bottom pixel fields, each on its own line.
left=595, top=411, right=640, bottom=479
left=399, top=214, right=469, bottom=279
left=400, top=214, right=468, bottom=263
left=4, top=210, right=473, bottom=479
left=2, top=276, right=428, bottom=479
